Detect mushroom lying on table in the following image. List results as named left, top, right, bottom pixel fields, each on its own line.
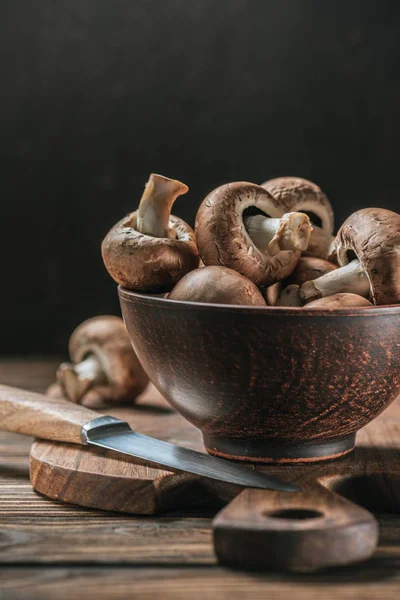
left=195, top=182, right=312, bottom=287
left=169, top=266, right=266, bottom=306
left=262, top=177, right=334, bottom=259
left=300, top=208, right=400, bottom=305
left=49, top=316, right=149, bottom=406
left=102, top=173, right=199, bottom=292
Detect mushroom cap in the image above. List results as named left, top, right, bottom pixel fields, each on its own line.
left=287, top=257, right=338, bottom=286
left=261, top=177, right=334, bottom=257
left=168, top=266, right=266, bottom=306
left=306, top=293, right=373, bottom=309
left=47, top=381, right=107, bottom=408
left=333, top=208, right=400, bottom=305
left=102, top=212, right=199, bottom=292
left=264, top=282, right=282, bottom=306
left=46, top=382, right=65, bottom=398
left=67, top=315, right=149, bottom=404
left=195, top=182, right=302, bottom=286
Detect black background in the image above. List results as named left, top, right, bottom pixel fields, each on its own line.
left=1, top=1, right=399, bottom=354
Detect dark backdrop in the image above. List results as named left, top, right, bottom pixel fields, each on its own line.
left=1, top=1, right=400, bottom=354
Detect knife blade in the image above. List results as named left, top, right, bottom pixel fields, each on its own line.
left=82, top=416, right=299, bottom=491
left=0, top=384, right=299, bottom=492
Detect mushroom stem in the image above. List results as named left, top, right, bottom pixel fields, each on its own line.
left=245, top=212, right=312, bottom=256
left=136, top=173, right=189, bottom=238
left=299, top=259, right=370, bottom=302
left=277, top=285, right=304, bottom=307
left=57, top=355, right=106, bottom=404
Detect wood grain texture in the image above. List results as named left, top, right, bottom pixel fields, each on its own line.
left=30, top=441, right=239, bottom=515
left=1, top=560, right=400, bottom=600
left=0, top=360, right=400, bottom=599
left=0, top=512, right=214, bottom=565
left=0, top=384, right=98, bottom=444
left=213, top=483, right=378, bottom=571
left=29, top=383, right=400, bottom=517
left=29, top=369, right=400, bottom=571
left=119, top=289, right=400, bottom=462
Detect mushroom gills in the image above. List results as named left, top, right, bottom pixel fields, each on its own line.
left=57, top=354, right=106, bottom=404
left=136, top=173, right=189, bottom=238
left=244, top=212, right=312, bottom=256
left=299, top=259, right=370, bottom=302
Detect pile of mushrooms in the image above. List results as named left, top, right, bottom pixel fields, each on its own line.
left=102, top=174, right=400, bottom=309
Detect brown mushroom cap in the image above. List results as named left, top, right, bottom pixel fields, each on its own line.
left=306, top=293, right=373, bottom=309
left=261, top=177, right=334, bottom=258
left=332, top=208, right=400, bottom=305
left=287, top=257, right=338, bottom=286
left=169, top=266, right=266, bottom=306
left=102, top=213, right=199, bottom=292
left=46, top=382, right=65, bottom=398
left=101, top=174, right=199, bottom=292
left=58, top=316, right=149, bottom=405
left=47, top=381, right=106, bottom=407
left=195, top=182, right=308, bottom=287
left=264, top=282, right=282, bottom=306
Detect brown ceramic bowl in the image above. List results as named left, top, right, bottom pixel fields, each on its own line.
left=119, top=287, right=400, bottom=463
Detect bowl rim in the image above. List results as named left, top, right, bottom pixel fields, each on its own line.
left=118, top=287, right=400, bottom=317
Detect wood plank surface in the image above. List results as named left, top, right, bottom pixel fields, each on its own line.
left=1, top=560, right=400, bottom=600
left=0, top=359, right=399, bottom=599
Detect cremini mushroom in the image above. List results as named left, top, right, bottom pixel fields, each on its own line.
left=300, top=208, right=400, bottom=305
left=168, top=266, right=266, bottom=306
left=53, top=316, right=149, bottom=406
left=102, top=173, right=199, bottom=292
left=306, top=293, right=373, bottom=309
left=299, top=259, right=370, bottom=302
left=262, top=177, right=334, bottom=258
left=277, top=257, right=336, bottom=306
left=195, top=182, right=312, bottom=287
left=287, top=257, right=338, bottom=286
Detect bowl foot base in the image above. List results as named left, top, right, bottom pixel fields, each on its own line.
left=203, top=433, right=356, bottom=464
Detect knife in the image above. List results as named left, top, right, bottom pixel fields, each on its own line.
left=0, top=384, right=298, bottom=492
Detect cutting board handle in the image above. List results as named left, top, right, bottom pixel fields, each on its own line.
left=213, top=482, right=378, bottom=571
left=0, top=384, right=99, bottom=444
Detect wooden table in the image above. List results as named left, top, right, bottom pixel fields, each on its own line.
left=0, top=359, right=399, bottom=600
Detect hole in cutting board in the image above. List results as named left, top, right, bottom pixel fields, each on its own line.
left=264, top=508, right=323, bottom=520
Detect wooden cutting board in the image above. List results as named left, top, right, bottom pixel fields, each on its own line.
left=30, top=385, right=400, bottom=571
